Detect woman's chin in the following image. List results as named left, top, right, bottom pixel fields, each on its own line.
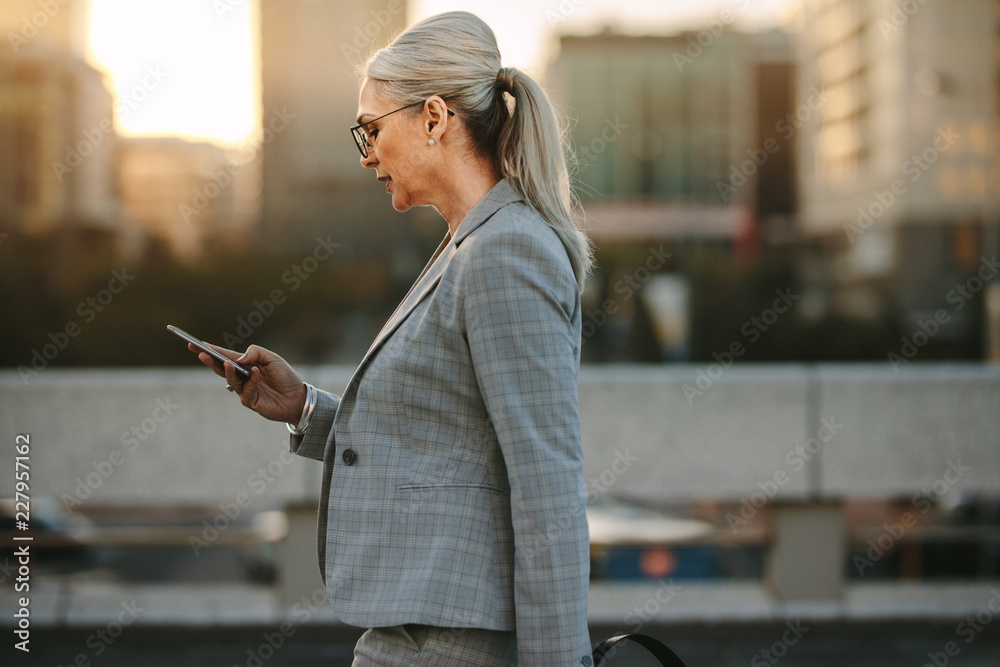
left=390, top=194, right=411, bottom=212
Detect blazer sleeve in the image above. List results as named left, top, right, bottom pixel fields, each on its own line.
left=461, top=226, right=592, bottom=666
left=288, top=388, right=340, bottom=461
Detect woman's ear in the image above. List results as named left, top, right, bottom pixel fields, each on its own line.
left=423, top=95, right=451, bottom=142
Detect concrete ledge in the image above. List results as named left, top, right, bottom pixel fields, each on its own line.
left=4, top=578, right=998, bottom=629
left=815, top=364, right=1000, bottom=497
left=579, top=365, right=813, bottom=502
left=577, top=363, right=1000, bottom=504
left=3, top=363, right=997, bottom=506
left=587, top=580, right=1000, bottom=625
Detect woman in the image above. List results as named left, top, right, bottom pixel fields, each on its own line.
left=192, top=11, right=594, bottom=666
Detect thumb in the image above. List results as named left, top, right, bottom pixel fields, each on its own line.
left=237, top=344, right=266, bottom=365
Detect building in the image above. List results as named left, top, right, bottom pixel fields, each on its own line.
left=1, top=0, right=92, bottom=59
left=0, top=0, right=120, bottom=235
left=118, top=137, right=258, bottom=259
left=258, top=0, right=436, bottom=261
left=795, top=0, right=1000, bottom=348
left=257, top=0, right=461, bottom=360
left=544, top=27, right=797, bottom=360
left=546, top=28, right=795, bottom=245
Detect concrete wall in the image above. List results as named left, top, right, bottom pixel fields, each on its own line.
left=578, top=364, right=1000, bottom=504
left=2, top=364, right=998, bottom=507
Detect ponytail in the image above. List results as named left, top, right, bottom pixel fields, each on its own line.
left=493, top=66, right=592, bottom=286
left=364, top=11, right=593, bottom=286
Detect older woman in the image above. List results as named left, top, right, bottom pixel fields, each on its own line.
left=192, top=11, right=593, bottom=666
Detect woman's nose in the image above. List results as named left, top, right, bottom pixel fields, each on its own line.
left=361, top=148, right=377, bottom=168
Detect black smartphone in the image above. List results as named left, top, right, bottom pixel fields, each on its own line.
left=167, top=325, right=252, bottom=378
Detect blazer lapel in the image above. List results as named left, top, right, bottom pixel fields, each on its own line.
left=359, top=232, right=454, bottom=367
left=342, top=179, right=524, bottom=392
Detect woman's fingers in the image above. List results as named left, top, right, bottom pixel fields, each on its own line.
left=188, top=341, right=299, bottom=422
left=198, top=340, right=241, bottom=359
left=189, top=341, right=257, bottom=381
left=192, top=344, right=227, bottom=377
left=225, top=361, right=260, bottom=405
left=224, top=360, right=243, bottom=391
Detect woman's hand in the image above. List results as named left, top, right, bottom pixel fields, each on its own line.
left=190, top=342, right=307, bottom=425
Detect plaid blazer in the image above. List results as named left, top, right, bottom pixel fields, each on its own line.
left=290, top=179, right=592, bottom=665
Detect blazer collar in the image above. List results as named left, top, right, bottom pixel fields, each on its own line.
left=451, top=178, right=524, bottom=247
left=344, top=180, right=522, bottom=392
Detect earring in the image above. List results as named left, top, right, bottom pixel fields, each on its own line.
left=428, top=138, right=435, bottom=146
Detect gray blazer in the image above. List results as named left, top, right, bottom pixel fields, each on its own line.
left=290, top=179, right=592, bottom=665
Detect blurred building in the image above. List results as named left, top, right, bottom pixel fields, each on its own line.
left=118, top=137, right=258, bottom=259
left=545, top=28, right=796, bottom=360
left=258, top=0, right=435, bottom=264
left=0, top=0, right=92, bottom=59
left=257, top=0, right=453, bottom=361
left=0, top=0, right=120, bottom=235
left=795, top=0, right=1000, bottom=344
left=546, top=28, right=795, bottom=245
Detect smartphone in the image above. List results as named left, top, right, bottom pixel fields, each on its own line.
left=167, top=325, right=252, bottom=379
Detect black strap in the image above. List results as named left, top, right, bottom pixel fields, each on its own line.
left=593, top=633, right=688, bottom=667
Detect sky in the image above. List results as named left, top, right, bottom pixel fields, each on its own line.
left=86, top=0, right=797, bottom=146
left=87, top=0, right=258, bottom=146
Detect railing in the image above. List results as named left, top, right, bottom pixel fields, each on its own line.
left=2, top=363, right=998, bottom=600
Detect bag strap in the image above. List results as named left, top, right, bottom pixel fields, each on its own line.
left=593, top=633, right=689, bottom=667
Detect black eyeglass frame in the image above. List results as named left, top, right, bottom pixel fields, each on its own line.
left=350, top=100, right=455, bottom=158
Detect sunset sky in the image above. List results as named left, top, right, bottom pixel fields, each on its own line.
left=86, top=0, right=796, bottom=146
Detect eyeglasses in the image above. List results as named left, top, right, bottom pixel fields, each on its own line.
left=350, top=100, right=455, bottom=158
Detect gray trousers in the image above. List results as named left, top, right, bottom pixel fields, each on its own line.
left=352, top=623, right=517, bottom=666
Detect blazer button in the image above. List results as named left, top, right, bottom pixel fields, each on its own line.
left=342, top=448, right=357, bottom=466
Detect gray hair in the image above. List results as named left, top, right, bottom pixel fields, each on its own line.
left=363, top=11, right=593, bottom=287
